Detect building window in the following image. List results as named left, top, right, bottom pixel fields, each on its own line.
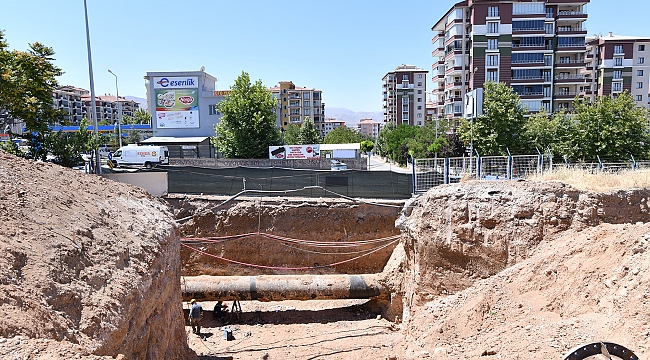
left=417, top=82, right=422, bottom=86
left=488, top=5, right=499, bottom=17
left=417, top=97, right=422, bottom=102
left=639, top=57, right=645, bottom=64
left=304, top=108, right=311, bottom=115
left=637, top=82, right=643, bottom=89
left=208, top=104, right=218, bottom=115
left=613, top=82, right=622, bottom=92
left=402, top=97, right=409, bottom=104
left=613, top=70, right=622, bottom=79
left=418, top=74, right=423, bottom=78
left=417, top=106, right=422, bottom=110
left=487, top=54, right=499, bottom=66
left=638, top=70, right=644, bottom=76
left=417, top=113, right=422, bottom=118
left=636, top=95, right=643, bottom=101
left=640, top=45, right=646, bottom=51
left=615, top=58, right=623, bottom=66
left=402, top=74, right=409, bottom=80
left=488, top=39, right=498, bottom=50
left=304, top=100, right=309, bottom=107
left=487, top=69, right=498, bottom=82
left=614, top=45, right=623, bottom=54
left=488, top=22, right=499, bottom=34
left=418, top=90, right=422, bottom=94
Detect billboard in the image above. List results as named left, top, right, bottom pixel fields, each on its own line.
left=153, top=77, right=198, bottom=89
left=269, top=145, right=320, bottom=159
left=155, top=89, right=199, bottom=129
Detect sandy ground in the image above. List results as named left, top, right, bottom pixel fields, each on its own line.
left=185, top=300, right=401, bottom=360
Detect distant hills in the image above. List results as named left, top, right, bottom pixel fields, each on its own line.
left=325, top=108, right=383, bottom=127
left=123, top=98, right=382, bottom=128
left=125, top=96, right=147, bottom=111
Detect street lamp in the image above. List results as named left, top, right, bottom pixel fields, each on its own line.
left=108, top=69, right=123, bottom=147
left=83, top=0, right=101, bottom=174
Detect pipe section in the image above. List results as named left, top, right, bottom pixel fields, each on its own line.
left=182, top=274, right=385, bottom=302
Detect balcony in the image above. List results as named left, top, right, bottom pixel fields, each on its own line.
left=511, top=76, right=549, bottom=82
left=557, top=27, right=587, bottom=35
left=554, top=92, right=580, bottom=98
left=554, top=74, right=585, bottom=83
left=555, top=59, right=585, bottom=67
left=511, top=60, right=547, bottom=67
left=512, top=44, right=549, bottom=51
left=557, top=11, right=587, bottom=18
left=512, top=27, right=545, bottom=34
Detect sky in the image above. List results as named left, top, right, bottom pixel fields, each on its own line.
left=2, top=0, right=650, bottom=112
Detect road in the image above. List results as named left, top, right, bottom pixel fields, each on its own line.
left=367, top=155, right=413, bottom=174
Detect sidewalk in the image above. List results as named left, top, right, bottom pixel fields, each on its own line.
left=367, top=154, right=412, bottom=174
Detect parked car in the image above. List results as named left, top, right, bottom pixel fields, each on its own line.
left=330, top=160, right=347, bottom=171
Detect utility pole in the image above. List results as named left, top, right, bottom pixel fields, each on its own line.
left=83, top=0, right=101, bottom=174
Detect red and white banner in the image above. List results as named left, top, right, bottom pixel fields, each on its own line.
left=269, top=145, right=320, bottom=159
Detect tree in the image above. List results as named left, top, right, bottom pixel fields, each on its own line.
left=298, top=117, right=321, bottom=144
left=122, top=109, right=151, bottom=125
left=376, top=121, right=396, bottom=158
left=49, top=117, right=101, bottom=167
left=126, top=129, right=142, bottom=145
left=457, top=81, right=527, bottom=156
left=211, top=71, right=281, bottom=158
left=360, top=140, right=374, bottom=154
left=570, top=92, right=650, bottom=161
left=323, top=126, right=363, bottom=144
left=523, top=109, right=573, bottom=156
left=282, top=124, right=301, bottom=145
left=0, top=31, right=64, bottom=161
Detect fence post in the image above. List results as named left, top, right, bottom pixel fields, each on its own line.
left=476, top=155, right=482, bottom=179
left=444, top=157, right=450, bottom=184
left=537, top=154, right=543, bottom=176
left=411, top=155, right=416, bottom=194
left=597, top=155, right=603, bottom=172
left=631, top=155, right=637, bottom=170
left=506, top=148, right=513, bottom=180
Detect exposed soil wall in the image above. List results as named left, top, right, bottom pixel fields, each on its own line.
left=0, top=151, right=196, bottom=359
left=166, top=196, right=403, bottom=276
left=396, top=180, right=650, bottom=358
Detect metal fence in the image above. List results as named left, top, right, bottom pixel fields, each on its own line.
left=415, top=154, right=649, bottom=193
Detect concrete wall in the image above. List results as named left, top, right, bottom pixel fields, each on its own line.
left=102, top=172, right=169, bottom=197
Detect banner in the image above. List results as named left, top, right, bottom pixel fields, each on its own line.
left=155, top=89, right=199, bottom=129
left=269, top=145, right=320, bottom=159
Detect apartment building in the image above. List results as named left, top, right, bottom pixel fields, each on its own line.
left=583, top=33, right=650, bottom=107
left=323, top=118, right=345, bottom=137
left=382, top=64, right=428, bottom=126
left=431, top=0, right=589, bottom=122
left=270, top=81, right=326, bottom=136
left=358, top=118, right=382, bottom=138
left=52, top=86, right=140, bottom=126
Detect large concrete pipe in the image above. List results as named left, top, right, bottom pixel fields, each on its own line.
left=181, top=274, right=386, bottom=302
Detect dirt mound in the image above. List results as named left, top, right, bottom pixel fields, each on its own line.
left=398, top=180, right=650, bottom=359
left=0, top=151, right=196, bottom=359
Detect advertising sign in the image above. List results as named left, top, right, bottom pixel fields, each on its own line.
left=269, top=145, right=320, bottom=159
left=213, top=90, right=232, bottom=96
left=155, top=89, right=199, bottom=129
left=153, top=77, right=199, bottom=89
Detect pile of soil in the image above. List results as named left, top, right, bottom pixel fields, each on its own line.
left=0, top=151, right=196, bottom=359
left=398, top=181, right=650, bottom=359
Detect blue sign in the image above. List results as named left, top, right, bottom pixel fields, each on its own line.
left=108, top=152, right=113, bottom=160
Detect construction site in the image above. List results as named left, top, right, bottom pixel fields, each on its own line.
left=1, top=149, right=650, bottom=359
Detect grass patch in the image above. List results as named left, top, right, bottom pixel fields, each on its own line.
left=529, top=168, right=650, bottom=192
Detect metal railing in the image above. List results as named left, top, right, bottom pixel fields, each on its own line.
left=414, top=154, right=647, bottom=193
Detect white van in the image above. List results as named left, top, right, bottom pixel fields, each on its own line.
left=110, top=145, right=169, bottom=169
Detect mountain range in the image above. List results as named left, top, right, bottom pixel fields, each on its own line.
left=123, top=97, right=382, bottom=127
left=325, top=107, right=383, bottom=127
